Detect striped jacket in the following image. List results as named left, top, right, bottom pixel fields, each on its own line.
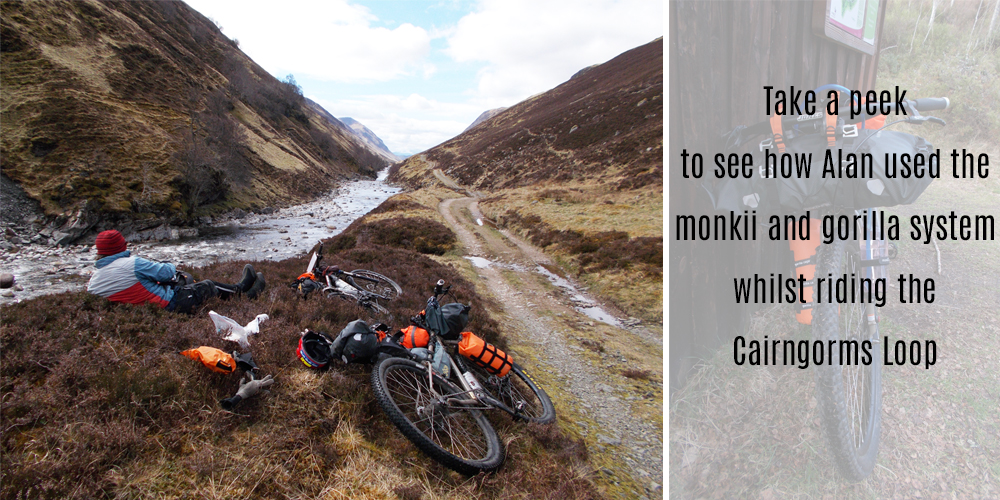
left=87, top=251, right=176, bottom=307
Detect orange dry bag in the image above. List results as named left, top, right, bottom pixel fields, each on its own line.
left=400, top=325, right=430, bottom=349
left=180, top=346, right=236, bottom=374
left=458, top=331, right=513, bottom=377
left=788, top=218, right=823, bottom=324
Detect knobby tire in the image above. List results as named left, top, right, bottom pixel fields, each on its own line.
left=813, top=239, right=883, bottom=481
left=371, top=357, right=504, bottom=475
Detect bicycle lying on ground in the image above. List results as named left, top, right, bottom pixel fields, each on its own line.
left=290, top=243, right=402, bottom=315
left=371, top=280, right=555, bottom=475
left=714, top=87, right=949, bottom=480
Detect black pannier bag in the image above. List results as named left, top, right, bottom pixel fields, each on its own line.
left=331, top=320, right=380, bottom=364
left=702, top=129, right=935, bottom=213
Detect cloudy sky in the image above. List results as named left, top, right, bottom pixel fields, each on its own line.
left=183, top=0, right=663, bottom=156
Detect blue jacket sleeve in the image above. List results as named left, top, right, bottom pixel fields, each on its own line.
left=133, top=258, right=177, bottom=283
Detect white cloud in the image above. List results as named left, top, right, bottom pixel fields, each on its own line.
left=184, top=0, right=664, bottom=155
left=446, top=0, right=662, bottom=106
left=184, top=0, right=432, bottom=83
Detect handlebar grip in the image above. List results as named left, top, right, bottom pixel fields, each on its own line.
left=911, top=97, right=949, bottom=111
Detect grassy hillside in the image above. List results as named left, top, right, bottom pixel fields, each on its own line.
left=877, top=0, right=1000, bottom=158
left=0, top=0, right=386, bottom=238
left=0, top=208, right=604, bottom=499
left=390, top=39, right=663, bottom=326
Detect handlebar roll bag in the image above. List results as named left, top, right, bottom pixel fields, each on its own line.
left=440, top=302, right=471, bottom=340
left=702, top=130, right=935, bottom=212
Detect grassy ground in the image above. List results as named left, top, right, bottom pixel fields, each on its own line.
left=0, top=207, right=604, bottom=499
left=477, top=181, right=663, bottom=326
left=669, top=1, right=999, bottom=497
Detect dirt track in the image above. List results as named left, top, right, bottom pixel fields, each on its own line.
left=438, top=195, right=663, bottom=498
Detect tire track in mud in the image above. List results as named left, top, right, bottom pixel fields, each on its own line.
left=439, top=196, right=663, bottom=497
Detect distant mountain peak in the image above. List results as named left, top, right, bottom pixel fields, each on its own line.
left=338, top=117, right=403, bottom=163
left=463, top=108, right=508, bottom=133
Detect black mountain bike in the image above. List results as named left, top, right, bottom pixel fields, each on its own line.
left=370, top=280, right=555, bottom=475
left=719, top=88, right=949, bottom=480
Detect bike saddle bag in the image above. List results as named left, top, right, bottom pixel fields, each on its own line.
left=458, top=331, right=513, bottom=377
left=377, top=335, right=413, bottom=361
left=294, top=278, right=322, bottom=298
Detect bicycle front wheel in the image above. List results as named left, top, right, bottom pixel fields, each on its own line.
left=466, top=361, right=556, bottom=424
left=350, top=270, right=402, bottom=301
left=812, top=239, right=882, bottom=481
left=371, top=357, right=504, bottom=475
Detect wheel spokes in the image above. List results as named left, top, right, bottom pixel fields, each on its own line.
left=384, top=365, right=491, bottom=461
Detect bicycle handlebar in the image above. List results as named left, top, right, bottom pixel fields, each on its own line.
left=911, top=97, right=949, bottom=111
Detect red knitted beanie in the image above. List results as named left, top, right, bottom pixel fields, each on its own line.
left=95, top=230, right=127, bottom=256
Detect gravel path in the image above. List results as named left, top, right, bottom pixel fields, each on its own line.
left=439, top=196, right=663, bottom=498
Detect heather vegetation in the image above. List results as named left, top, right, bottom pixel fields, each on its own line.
left=1, top=234, right=602, bottom=499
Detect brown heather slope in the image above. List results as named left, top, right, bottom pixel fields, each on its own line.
left=391, top=38, right=662, bottom=192
left=1, top=0, right=386, bottom=242
left=390, top=38, right=663, bottom=325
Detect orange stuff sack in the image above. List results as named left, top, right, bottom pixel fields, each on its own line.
left=180, top=346, right=236, bottom=374
left=458, top=331, right=513, bottom=377
left=401, top=325, right=430, bottom=349
left=788, top=218, right=823, bottom=325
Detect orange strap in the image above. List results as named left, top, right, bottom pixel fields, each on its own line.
left=825, top=112, right=837, bottom=149
left=769, top=114, right=786, bottom=154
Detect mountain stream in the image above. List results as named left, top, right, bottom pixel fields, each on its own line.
left=0, top=171, right=400, bottom=305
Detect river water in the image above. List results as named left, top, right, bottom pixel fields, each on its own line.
left=0, top=171, right=399, bottom=305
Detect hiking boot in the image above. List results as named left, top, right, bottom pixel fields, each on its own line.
left=237, top=264, right=257, bottom=293
left=246, top=272, right=266, bottom=300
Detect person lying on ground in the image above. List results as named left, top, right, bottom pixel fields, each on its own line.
left=86, top=229, right=265, bottom=314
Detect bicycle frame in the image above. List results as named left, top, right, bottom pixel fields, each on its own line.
left=322, top=274, right=364, bottom=300
left=414, top=339, right=526, bottom=419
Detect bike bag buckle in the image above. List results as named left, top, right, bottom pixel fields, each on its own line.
left=842, top=124, right=859, bottom=138
left=759, top=138, right=774, bottom=151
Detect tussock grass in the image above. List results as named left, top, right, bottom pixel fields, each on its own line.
left=1, top=235, right=602, bottom=498
left=478, top=183, right=662, bottom=325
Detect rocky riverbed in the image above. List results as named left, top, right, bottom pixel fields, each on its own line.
left=0, top=175, right=399, bottom=305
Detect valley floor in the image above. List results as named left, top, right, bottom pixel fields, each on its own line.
left=438, top=195, right=664, bottom=499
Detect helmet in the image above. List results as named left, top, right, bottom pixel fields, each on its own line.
left=297, top=330, right=333, bottom=369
